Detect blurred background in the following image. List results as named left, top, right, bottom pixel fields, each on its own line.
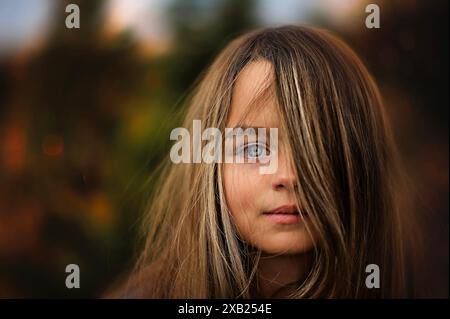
left=0, top=0, right=447, bottom=298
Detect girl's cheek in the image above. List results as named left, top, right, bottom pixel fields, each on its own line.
left=237, top=166, right=266, bottom=203
left=224, top=163, right=265, bottom=212
left=230, top=165, right=262, bottom=199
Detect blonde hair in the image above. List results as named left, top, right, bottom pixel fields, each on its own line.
left=123, top=25, right=417, bottom=298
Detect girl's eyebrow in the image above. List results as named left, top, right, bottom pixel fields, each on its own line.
left=224, top=125, right=275, bottom=140
left=232, top=125, right=271, bottom=130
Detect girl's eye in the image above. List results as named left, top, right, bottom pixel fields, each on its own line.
left=238, top=143, right=270, bottom=160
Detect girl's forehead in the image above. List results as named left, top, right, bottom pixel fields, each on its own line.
left=227, top=60, right=279, bottom=129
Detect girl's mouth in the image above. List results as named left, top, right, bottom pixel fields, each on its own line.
left=262, top=204, right=307, bottom=225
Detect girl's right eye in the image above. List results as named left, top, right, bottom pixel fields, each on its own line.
left=237, top=142, right=270, bottom=161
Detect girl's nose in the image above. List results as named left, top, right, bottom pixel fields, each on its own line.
left=271, top=155, right=297, bottom=191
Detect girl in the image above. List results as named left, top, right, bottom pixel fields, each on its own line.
left=119, top=25, right=417, bottom=298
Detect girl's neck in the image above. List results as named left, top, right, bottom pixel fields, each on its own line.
left=251, top=252, right=313, bottom=298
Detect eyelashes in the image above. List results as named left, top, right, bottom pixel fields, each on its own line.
left=236, top=142, right=271, bottom=161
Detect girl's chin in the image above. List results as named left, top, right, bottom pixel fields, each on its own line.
left=257, top=240, right=314, bottom=255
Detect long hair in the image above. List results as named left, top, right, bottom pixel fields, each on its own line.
left=123, top=25, right=417, bottom=298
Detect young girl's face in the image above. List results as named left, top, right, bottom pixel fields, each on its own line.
left=223, top=60, right=316, bottom=255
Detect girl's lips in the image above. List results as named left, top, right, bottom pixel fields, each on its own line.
left=262, top=204, right=307, bottom=225
left=263, top=212, right=301, bottom=225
